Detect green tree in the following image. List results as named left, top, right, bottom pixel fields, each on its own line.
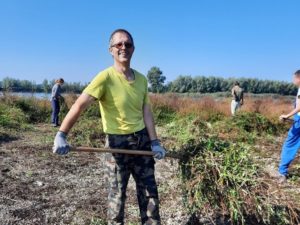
left=42, top=79, right=50, bottom=93
left=147, top=67, right=166, bottom=93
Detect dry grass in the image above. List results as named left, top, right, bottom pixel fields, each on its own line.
left=0, top=92, right=293, bottom=122
left=150, top=93, right=293, bottom=120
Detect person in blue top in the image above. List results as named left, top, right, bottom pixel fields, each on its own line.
left=277, top=70, right=300, bottom=183
left=51, top=78, right=64, bottom=127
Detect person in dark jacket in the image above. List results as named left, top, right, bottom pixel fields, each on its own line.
left=51, top=78, right=64, bottom=127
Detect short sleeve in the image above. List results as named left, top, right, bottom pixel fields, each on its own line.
left=83, top=71, right=108, bottom=100
left=297, top=88, right=300, bottom=99
left=144, top=79, right=150, bottom=105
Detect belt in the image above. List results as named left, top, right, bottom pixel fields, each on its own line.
left=106, top=128, right=147, bottom=137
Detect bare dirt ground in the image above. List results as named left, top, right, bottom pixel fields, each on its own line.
left=2, top=124, right=300, bottom=225
left=0, top=124, right=190, bottom=225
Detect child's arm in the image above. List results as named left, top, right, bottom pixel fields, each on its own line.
left=280, top=98, right=300, bottom=120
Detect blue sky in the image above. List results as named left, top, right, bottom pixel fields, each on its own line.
left=0, top=0, right=299, bottom=83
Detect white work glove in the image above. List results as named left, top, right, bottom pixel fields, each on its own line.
left=151, top=139, right=166, bottom=160
left=53, top=131, right=70, bottom=155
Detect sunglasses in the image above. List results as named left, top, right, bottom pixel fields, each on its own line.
left=111, top=42, right=134, bottom=49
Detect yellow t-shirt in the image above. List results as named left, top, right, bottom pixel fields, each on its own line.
left=83, top=66, right=150, bottom=134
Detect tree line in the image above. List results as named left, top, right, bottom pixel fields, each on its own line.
left=0, top=67, right=297, bottom=96
left=147, top=67, right=297, bottom=95
left=0, top=77, right=86, bottom=93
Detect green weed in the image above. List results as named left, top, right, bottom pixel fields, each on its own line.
left=0, top=103, right=28, bottom=128
left=179, top=137, right=298, bottom=224
left=90, top=217, right=107, bottom=225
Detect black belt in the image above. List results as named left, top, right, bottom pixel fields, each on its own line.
left=106, top=127, right=147, bottom=137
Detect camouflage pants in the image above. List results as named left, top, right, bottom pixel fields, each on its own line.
left=105, top=128, right=161, bottom=225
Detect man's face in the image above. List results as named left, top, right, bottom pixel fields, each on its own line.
left=109, top=32, right=134, bottom=64
left=293, top=75, right=300, bottom=86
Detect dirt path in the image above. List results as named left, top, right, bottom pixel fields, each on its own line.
left=0, top=124, right=189, bottom=225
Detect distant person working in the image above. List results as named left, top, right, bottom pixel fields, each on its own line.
left=231, top=82, right=244, bottom=115
left=50, top=78, right=64, bottom=127
left=277, top=70, right=300, bottom=183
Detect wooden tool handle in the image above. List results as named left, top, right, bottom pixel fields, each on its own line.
left=70, top=147, right=180, bottom=159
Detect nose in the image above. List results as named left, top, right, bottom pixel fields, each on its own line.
left=121, top=43, right=126, bottom=50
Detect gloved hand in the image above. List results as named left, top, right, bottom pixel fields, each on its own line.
left=53, top=131, right=70, bottom=155
left=151, top=139, right=166, bottom=160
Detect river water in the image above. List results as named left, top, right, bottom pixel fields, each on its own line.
left=0, top=92, right=77, bottom=99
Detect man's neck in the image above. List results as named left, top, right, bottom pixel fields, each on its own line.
left=113, top=62, right=131, bottom=77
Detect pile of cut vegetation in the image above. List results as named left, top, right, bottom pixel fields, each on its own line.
left=177, top=136, right=299, bottom=224
left=157, top=111, right=295, bottom=225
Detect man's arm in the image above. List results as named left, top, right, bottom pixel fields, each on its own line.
left=53, top=93, right=95, bottom=155
left=59, top=93, right=95, bottom=133
left=231, top=88, right=235, bottom=96
left=240, top=91, right=244, bottom=105
left=58, top=85, right=63, bottom=98
left=143, top=104, right=157, bottom=141
left=143, top=103, right=166, bottom=159
left=280, top=98, right=300, bottom=120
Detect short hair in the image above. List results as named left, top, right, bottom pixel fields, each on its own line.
left=109, top=29, right=134, bottom=47
left=234, top=81, right=240, bottom=86
left=295, top=70, right=300, bottom=76
left=56, top=78, right=64, bottom=84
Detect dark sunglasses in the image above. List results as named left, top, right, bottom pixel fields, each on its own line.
left=111, top=42, right=134, bottom=49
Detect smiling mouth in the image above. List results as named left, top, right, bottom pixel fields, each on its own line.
left=119, top=51, right=128, bottom=57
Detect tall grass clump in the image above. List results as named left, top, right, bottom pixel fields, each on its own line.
left=232, top=112, right=287, bottom=135
left=0, top=101, right=30, bottom=141
left=15, top=97, right=51, bottom=123
left=179, top=137, right=299, bottom=225
left=0, top=95, right=51, bottom=123
left=0, top=102, right=28, bottom=128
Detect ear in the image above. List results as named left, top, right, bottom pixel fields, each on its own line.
left=109, top=47, right=113, bottom=56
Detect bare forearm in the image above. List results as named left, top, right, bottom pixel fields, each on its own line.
left=59, top=104, right=83, bottom=133
left=286, top=107, right=300, bottom=118
left=59, top=93, right=94, bottom=133
left=143, top=105, right=158, bottom=141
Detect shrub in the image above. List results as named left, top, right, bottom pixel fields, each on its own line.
left=0, top=103, right=28, bottom=128
left=13, top=97, right=51, bottom=123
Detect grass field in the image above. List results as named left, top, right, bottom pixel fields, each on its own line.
left=1, top=93, right=300, bottom=224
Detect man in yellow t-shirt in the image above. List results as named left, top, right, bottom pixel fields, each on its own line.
left=52, top=29, right=165, bottom=225
left=83, top=66, right=150, bottom=134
